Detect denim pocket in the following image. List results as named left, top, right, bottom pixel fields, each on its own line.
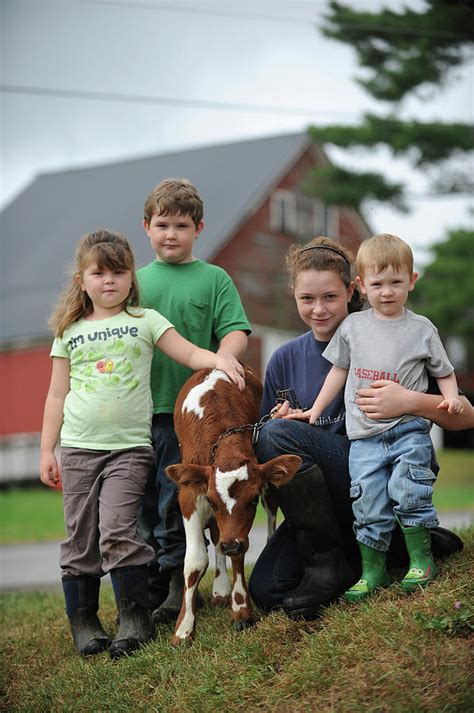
left=405, top=465, right=436, bottom=509
left=410, top=417, right=432, bottom=434
left=350, top=484, right=361, bottom=500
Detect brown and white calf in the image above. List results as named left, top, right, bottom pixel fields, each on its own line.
left=166, top=366, right=301, bottom=646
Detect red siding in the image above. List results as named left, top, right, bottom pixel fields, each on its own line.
left=0, top=346, right=51, bottom=435
left=213, top=145, right=367, bottom=333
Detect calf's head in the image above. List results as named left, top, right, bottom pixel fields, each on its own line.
left=167, top=454, right=301, bottom=556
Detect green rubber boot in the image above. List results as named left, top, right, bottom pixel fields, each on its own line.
left=344, top=542, right=390, bottom=603
left=399, top=524, right=437, bottom=592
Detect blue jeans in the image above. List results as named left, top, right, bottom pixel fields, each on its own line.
left=349, top=417, right=439, bottom=552
left=137, top=414, right=186, bottom=571
left=249, top=419, right=354, bottom=610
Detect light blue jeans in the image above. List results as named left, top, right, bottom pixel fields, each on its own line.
left=349, top=417, right=439, bottom=552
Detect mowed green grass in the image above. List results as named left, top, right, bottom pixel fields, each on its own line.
left=1, top=530, right=473, bottom=712
left=0, top=449, right=472, bottom=544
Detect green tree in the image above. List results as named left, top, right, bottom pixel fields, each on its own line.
left=305, top=0, right=474, bottom=211
left=409, top=229, right=474, bottom=370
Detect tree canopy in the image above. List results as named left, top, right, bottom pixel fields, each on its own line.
left=306, top=0, right=474, bottom=210
left=409, top=228, right=474, bottom=369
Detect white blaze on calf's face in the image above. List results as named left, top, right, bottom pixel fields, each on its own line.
left=181, top=370, right=231, bottom=418
left=215, top=465, right=249, bottom=514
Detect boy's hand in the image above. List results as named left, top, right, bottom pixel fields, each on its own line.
left=437, top=397, right=464, bottom=415
left=40, top=452, right=62, bottom=490
left=215, top=354, right=246, bottom=391
left=284, top=408, right=318, bottom=424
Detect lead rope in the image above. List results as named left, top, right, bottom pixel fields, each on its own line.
left=209, top=412, right=273, bottom=464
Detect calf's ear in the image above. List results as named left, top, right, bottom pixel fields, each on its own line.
left=259, top=454, right=302, bottom=488
left=166, top=463, right=212, bottom=488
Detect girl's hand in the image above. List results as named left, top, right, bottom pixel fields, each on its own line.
left=215, top=354, right=246, bottom=391
left=40, top=452, right=62, bottom=490
left=355, top=380, right=408, bottom=419
left=437, top=397, right=464, bottom=415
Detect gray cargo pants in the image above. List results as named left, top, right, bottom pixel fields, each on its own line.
left=59, top=446, right=155, bottom=577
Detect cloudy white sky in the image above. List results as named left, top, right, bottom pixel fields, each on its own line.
left=1, top=0, right=473, bottom=267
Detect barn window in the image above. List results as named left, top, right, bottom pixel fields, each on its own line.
left=271, top=190, right=337, bottom=238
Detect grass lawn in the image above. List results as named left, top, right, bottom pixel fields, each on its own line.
left=1, top=528, right=473, bottom=711
left=0, top=449, right=472, bottom=545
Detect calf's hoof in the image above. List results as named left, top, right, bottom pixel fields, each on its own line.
left=171, top=634, right=193, bottom=648
left=210, top=594, right=231, bottom=607
left=234, top=618, right=254, bottom=632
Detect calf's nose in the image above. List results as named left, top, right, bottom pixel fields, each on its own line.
left=221, top=540, right=245, bottom=556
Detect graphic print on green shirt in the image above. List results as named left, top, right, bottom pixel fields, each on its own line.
left=51, top=308, right=172, bottom=450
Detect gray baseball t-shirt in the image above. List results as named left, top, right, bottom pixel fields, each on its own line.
left=323, top=308, right=454, bottom=440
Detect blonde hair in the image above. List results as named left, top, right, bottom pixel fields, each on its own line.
left=286, top=236, right=363, bottom=313
left=144, top=178, right=204, bottom=227
left=49, top=229, right=141, bottom=337
left=356, top=234, right=413, bottom=281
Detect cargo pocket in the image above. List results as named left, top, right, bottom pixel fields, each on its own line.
left=350, top=483, right=367, bottom=524
left=406, top=466, right=436, bottom=510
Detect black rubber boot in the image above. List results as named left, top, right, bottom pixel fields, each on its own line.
left=109, top=566, right=154, bottom=660
left=147, top=562, right=171, bottom=613
left=152, top=567, right=204, bottom=624
left=278, top=465, right=357, bottom=619
left=62, top=575, right=110, bottom=656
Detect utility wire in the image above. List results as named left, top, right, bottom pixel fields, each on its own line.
left=73, top=0, right=472, bottom=39
left=2, top=85, right=473, bottom=128
left=0, top=83, right=354, bottom=119
left=13, top=0, right=472, bottom=38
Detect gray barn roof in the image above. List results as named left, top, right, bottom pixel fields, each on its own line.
left=0, top=132, right=312, bottom=346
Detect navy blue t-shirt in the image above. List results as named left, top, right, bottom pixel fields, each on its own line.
left=261, top=330, right=346, bottom=434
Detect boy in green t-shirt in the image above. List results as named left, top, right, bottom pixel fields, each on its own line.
left=137, top=178, right=251, bottom=623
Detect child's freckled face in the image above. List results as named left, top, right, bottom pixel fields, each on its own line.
left=144, top=212, right=204, bottom=264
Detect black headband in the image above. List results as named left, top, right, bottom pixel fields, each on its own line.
left=299, top=244, right=351, bottom=268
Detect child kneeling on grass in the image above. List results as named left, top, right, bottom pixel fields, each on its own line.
left=287, top=234, right=464, bottom=602
left=39, top=229, right=244, bottom=658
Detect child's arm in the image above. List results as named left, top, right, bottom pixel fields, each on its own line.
left=156, top=328, right=245, bottom=390
left=39, top=357, right=70, bottom=489
left=285, top=365, right=348, bottom=425
left=436, top=373, right=464, bottom=414
left=355, top=380, right=473, bottom=429
left=217, top=330, right=248, bottom=361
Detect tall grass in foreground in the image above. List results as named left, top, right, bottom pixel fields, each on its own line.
left=1, top=529, right=473, bottom=712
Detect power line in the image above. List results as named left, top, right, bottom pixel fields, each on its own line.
left=73, top=0, right=472, bottom=39
left=14, top=0, right=471, bottom=39
left=0, top=83, right=357, bottom=119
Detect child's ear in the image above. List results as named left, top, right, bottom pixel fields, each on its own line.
left=355, top=275, right=366, bottom=294
left=75, top=273, right=85, bottom=292
left=195, top=221, right=204, bottom=238
left=409, top=271, right=419, bottom=291
left=143, top=219, right=150, bottom=232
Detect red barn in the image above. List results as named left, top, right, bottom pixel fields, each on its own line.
left=0, top=132, right=369, bottom=482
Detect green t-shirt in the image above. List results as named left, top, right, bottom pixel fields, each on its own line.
left=50, top=308, right=173, bottom=449
left=137, top=259, right=251, bottom=413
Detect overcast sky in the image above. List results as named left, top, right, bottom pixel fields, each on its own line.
left=1, top=0, right=473, bottom=267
